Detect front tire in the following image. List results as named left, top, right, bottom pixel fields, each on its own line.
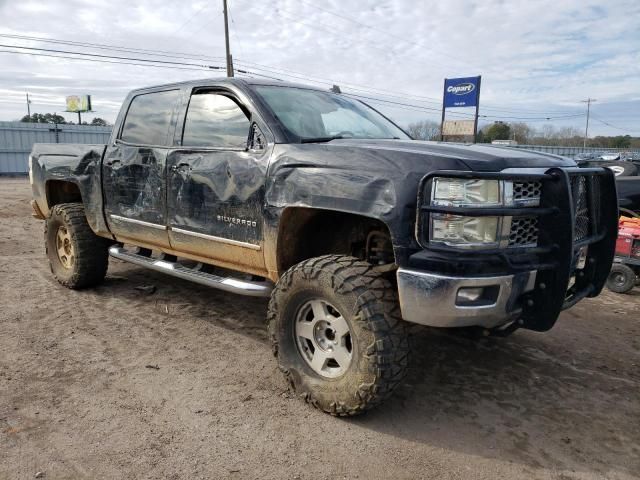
left=45, top=203, right=110, bottom=289
left=267, top=255, right=409, bottom=416
left=606, top=263, right=636, bottom=293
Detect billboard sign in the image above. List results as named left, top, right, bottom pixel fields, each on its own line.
left=65, top=95, right=92, bottom=113
left=443, top=76, right=480, bottom=108
left=442, top=120, right=476, bottom=136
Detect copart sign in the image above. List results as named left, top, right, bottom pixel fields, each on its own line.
left=443, top=76, right=481, bottom=108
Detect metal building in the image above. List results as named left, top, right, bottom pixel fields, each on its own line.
left=0, top=121, right=112, bottom=174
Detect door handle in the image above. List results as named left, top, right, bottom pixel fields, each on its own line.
left=105, top=159, right=121, bottom=167
left=171, top=163, right=191, bottom=173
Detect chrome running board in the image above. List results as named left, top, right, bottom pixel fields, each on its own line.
left=108, top=246, right=272, bottom=297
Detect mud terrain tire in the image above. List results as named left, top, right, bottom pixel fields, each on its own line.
left=267, top=255, right=409, bottom=416
left=45, top=203, right=110, bottom=289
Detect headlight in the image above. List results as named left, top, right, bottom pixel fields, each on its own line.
left=431, top=214, right=500, bottom=248
left=425, top=177, right=506, bottom=249
left=432, top=178, right=500, bottom=206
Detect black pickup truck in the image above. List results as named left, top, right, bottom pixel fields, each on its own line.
left=30, top=78, right=618, bottom=416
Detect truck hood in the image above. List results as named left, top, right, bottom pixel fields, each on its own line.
left=317, top=139, right=575, bottom=171
left=270, top=139, right=574, bottom=180
left=266, top=139, right=576, bottom=232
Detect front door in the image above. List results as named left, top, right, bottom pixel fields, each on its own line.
left=103, top=88, right=181, bottom=248
left=166, top=89, right=269, bottom=273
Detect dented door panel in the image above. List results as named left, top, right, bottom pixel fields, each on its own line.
left=166, top=148, right=270, bottom=270
left=103, top=144, right=170, bottom=247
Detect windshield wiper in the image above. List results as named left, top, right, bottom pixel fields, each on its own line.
left=300, top=135, right=403, bottom=143
left=300, top=135, right=345, bottom=143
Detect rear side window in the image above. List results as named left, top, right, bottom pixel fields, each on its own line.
left=120, top=90, right=180, bottom=146
left=182, top=92, right=250, bottom=148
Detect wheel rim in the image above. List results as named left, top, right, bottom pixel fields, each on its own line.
left=56, top=226, right=75, bottom=269
left=613, top=273, right=626, bottom=287
left=295, top=299, right=353, bottom=378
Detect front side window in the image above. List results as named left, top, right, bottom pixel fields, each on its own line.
left=182, top=92, right=250, bottom=148
left=253, top=85, right=410, bottom=141
left=120, top=90, right=180, bottom=146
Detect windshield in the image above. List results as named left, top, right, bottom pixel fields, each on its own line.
left=253, top=85, right=410, bottom=142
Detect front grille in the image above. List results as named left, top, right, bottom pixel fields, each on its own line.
left=571, top=176, right=590, bottom=241
left=508, top=217, right=539, bottom=247
left=418, top=170, right=607, bottom=252
left=513, top=181, right=541, bottom=205
left=591, top=175, right=602, bottom=230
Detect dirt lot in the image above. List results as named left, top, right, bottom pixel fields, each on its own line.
left=1, top=177, right=639, bottom=480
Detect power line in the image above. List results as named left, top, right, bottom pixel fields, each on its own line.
left=346, top=92, right=585, bottom=121
left=227, top=1, right=246, bottom=61
left=2, top=45, right=586, bottom=124
left=0, top=33, right=588, bottom=118
left=0, top=34, right=225, bottom=62
left=0, top=48, right=220, bottom=72
left=2, top=33, right=627, bottom=126
left=590, top=115, right=639, bottom=135
left=172, top=2, right=212, bottom=34
left=0, top=47, right=282, bottom=80
left=0, top=43, right=223, bottom=69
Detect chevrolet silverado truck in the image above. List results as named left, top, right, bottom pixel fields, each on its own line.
left=30, top=78, right=618, bottom=416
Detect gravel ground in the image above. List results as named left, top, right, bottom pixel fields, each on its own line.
left=1, top=177, right=639, bottom=480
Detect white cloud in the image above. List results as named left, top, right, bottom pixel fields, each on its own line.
left=0, top=0, right=638, bottom=136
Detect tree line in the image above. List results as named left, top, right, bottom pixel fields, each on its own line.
left=20, top=113, right=110, bottom=126
left=407, top=119, right=639, bottom=148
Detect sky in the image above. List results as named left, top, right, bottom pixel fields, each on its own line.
left=0, top=0, right=639, bottom=137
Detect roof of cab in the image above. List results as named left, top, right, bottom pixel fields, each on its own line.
left=128, top=77, right=328, bottom=96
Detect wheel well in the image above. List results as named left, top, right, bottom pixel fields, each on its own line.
left=46, top=180, right=82, bottom=208
left=276, top=207, right=395, bottom=273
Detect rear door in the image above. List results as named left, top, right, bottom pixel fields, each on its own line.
left=166, top=87, right=270, bottom=273
left=102, top=89, right=181, bottom=248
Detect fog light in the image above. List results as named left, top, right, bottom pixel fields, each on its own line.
left=457, top=287, right=484, bottom=303
left=456, top=285, right=500, bottom=306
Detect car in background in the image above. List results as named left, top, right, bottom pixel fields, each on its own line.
left=575, top=151, right=639, bottom=177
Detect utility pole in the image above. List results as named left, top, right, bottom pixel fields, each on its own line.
left=472, top=76, right=481, bottom=144
left=223, top=0, right=234, bottom=77
left=581, top=98, right=596, bottom=149
left=26, top=93, right=31, bottom=117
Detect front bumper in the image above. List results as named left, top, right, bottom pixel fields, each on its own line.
left=404, top=166, right=618, bottom=332
left=397, top=268, right=536, bottom=328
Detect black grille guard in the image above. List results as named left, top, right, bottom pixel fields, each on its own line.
left=415, top=167, right=618, bottom=332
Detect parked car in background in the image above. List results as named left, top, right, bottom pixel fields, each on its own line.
left=575, top=152, right=639, bottom=177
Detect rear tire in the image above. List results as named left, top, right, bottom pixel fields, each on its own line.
left=267, top=255, right=409, bottom=416
left=606, top=264, right=636, bottom=293
left=45, top=203, right=110, bottom=289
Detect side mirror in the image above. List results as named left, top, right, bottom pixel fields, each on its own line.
left=248, top=123, right=266, bottom=152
